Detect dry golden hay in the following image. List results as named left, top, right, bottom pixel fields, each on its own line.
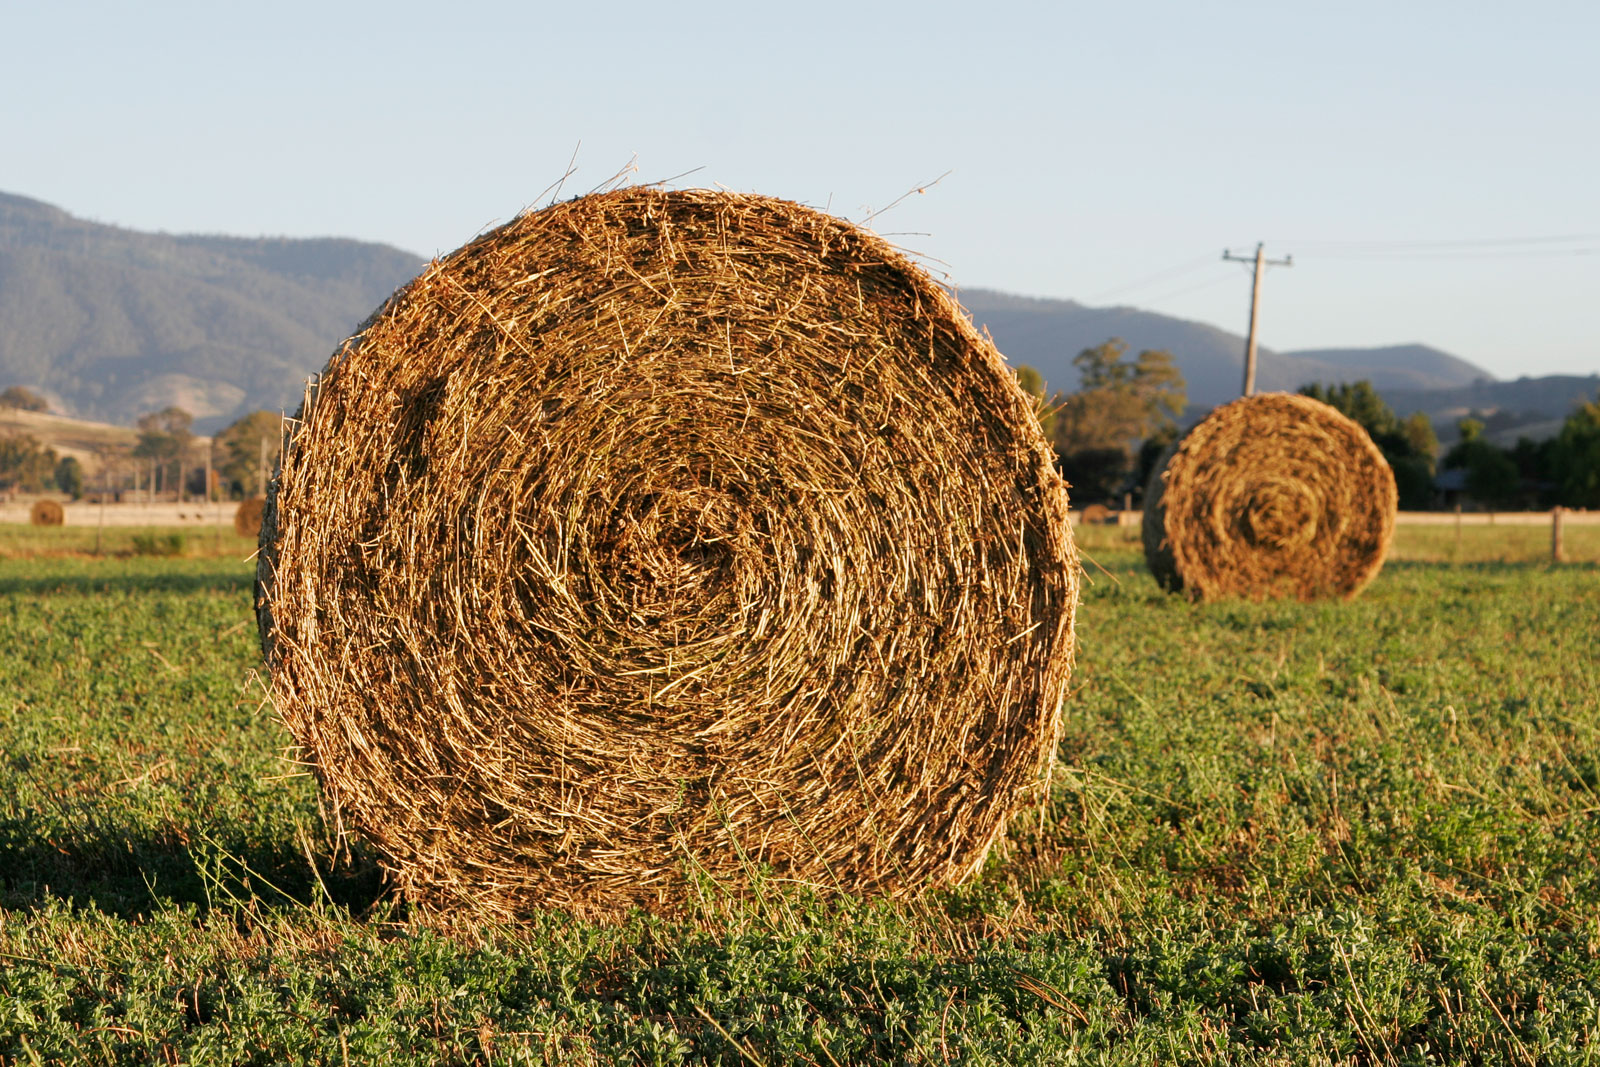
left=29, top=499, right=64, bottom=526
left=234, top=496, right=265, bottom=539
left=1142, top=393, right=1397, bottom=602
left=1080, top=503, right=1114, bottom=525
left=256, top=187, right=1079, bottom=920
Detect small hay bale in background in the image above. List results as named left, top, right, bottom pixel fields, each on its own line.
left=1143, top=393, right=1396, bottom=601
left=234, top=496, right=265, bottom=539
left=256, top=188, right=1079, bottom=920
left=1080, top=503, right=1114, bottom=525
left=30, top=499, right=64, bottom=526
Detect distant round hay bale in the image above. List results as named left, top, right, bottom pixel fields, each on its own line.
left=256, top=188, right=1079, bottom=919
left=29, top=499, right=64, bottom=526
left=1080, top=503, right=1113, bottom=525
left=1143, top=393, right=1396, bottom=601
left=234, top=496, right=265, bottom=538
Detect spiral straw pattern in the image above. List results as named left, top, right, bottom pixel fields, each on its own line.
left=256, top=188, right=1078, bottom=919
left=1143, top=393, right=1396, bottom=602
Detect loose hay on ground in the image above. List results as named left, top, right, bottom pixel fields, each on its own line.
left=256, top=188, right=1078, bottom=920
left=1142, top=392, right=1396, bottom=601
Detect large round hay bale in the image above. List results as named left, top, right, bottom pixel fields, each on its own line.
left=29, top=499, right=64, bottom=526
left=256, top=188, right=1078, bottom=919
left=1142, top=393, right=1396, bottom=601
left=234, top=496, right=265, bottom=539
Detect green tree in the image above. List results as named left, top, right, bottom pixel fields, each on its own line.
left=0, top=433, right=60, bottom=491
left=133, top=407, right=194, bottom=496
left=1300, top=381, right=1439, bottom=509
left=0, top=385, right=48, bottom=412
left=1548, top=392, right=1600, bottom=507
left=53, top=455, right=84, bottom=500
left=1506, top=436, right=1558, bottom=507
left=1300, top=381, right=1400, bottom=438
left=1401, top=411, right=1439, bottom=462
left=1444, top=417, right=1521, bottom=509
left=1052, top=339, right=1187, bottom=504
left=214, top=410, right=282, bottom=498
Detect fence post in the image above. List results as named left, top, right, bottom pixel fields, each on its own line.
left=96, top=458, right=107, bottom=556
left=1552, top=506, right=1566, bottom=564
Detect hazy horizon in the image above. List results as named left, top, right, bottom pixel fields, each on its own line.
left=4, top=1, right=1595, bottom=381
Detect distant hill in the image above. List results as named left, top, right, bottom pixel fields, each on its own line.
left=0, top=406, right=138, bottom=468
left=1380, top=374, right=1600, bottom=446
left=1281, top=344, right=1493, bottom=392
left=5, top=190, right=1575, bottom=446
left=0, top=191, right=423, bottom=429
left=955, top=288, right=1496, bottom=411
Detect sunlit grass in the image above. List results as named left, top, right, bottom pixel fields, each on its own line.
left=2, top=547, right=1597, bottom=1063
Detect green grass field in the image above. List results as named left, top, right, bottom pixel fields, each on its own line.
left=0, top=524, right=257, bottom=560
left=2, top=529, right=1597, bottom=1064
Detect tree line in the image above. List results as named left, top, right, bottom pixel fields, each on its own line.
left=1015, top=339, right=1186, bottom=506
left=1299, top=380, right=1600, bottom=510
left=0, top=396, right=282, bottom=501
left=1018, top=343, right=1600, bottom=511
left=125, top=407, right=282, bottom=500
left=6, top=368, right=1597, bottom=511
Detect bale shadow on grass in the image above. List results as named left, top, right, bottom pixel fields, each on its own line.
left=0, top=571, right=255, bottom=598
left=0, top=816, right=387, bottom=919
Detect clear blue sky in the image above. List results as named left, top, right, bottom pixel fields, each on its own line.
left=5, top=0, right=1596, bottom=382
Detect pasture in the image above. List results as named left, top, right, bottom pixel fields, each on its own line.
left=1, top=526, right=1597, bottom=1064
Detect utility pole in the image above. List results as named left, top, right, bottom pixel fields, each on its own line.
left=205, top=440, right=219, bottom=550
left=1222, top=243, right=1293, bottom=397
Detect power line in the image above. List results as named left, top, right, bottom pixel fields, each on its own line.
left=1135, top=271, right=1240, bottom=308
left=1284, top=246, right=1599, bottom=261
left=1272, top=233, right=1600, bottom=260
left=1278, top=232, right=1599, bottom=249
left=1088, top=232, right=1595, bottom=311
left=1088, top=253, right=1219, bottom=303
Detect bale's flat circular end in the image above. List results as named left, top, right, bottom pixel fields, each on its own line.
left=1142, top=393, right=1396, bottom=601
left=30, top=499, right=64, bottom=526
left=257, top=188, right=1078, bottom=919
left=234, top=497, right=265, bottom=539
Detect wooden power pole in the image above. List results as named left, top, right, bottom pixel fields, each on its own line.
left=1223, top=243, right=1293, bottom=396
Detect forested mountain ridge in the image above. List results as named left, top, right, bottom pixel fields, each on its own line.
left=7, top=190, right=1580, bottom=442
left=0, top=191, right=423, bottom=429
